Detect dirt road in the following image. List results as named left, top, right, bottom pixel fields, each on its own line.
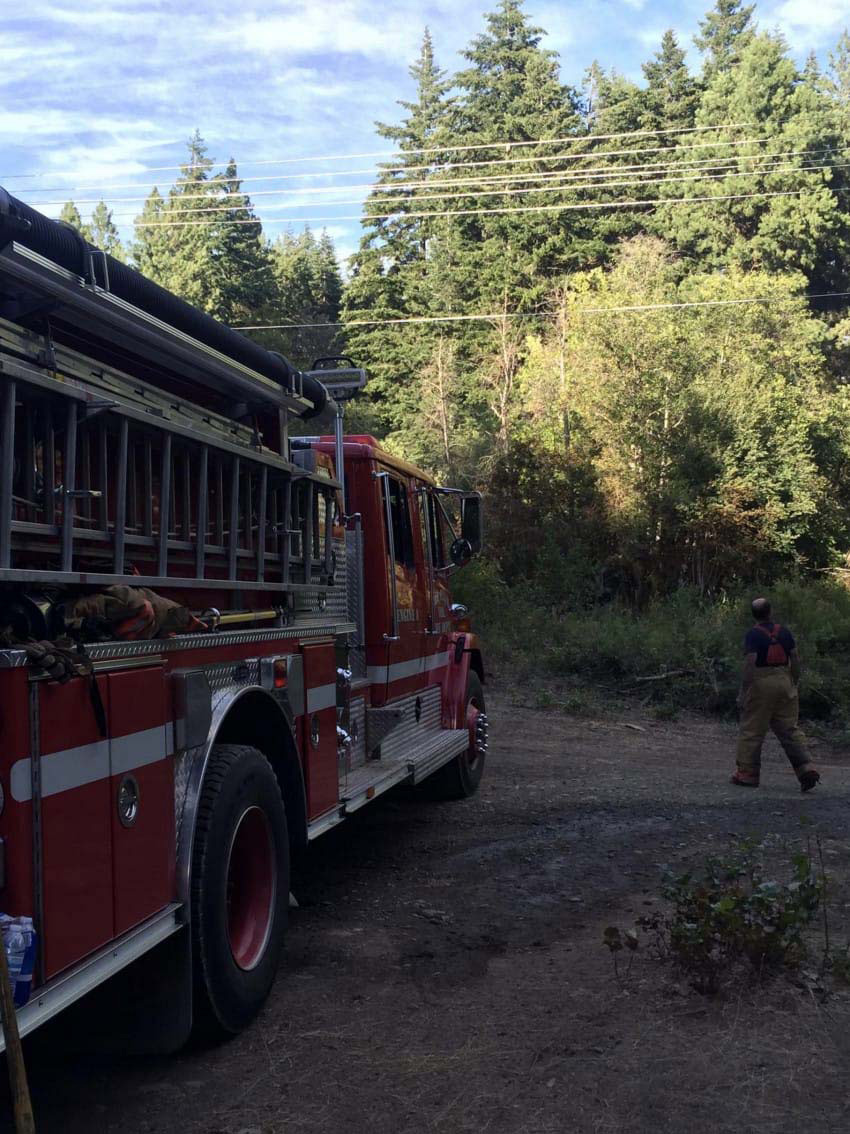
left=5, top=686, right=850, bottom=1133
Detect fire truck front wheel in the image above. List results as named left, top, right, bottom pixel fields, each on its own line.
left=191, top=743, right=290, bottom=1035
left=424, top=672, right=487, bottom=800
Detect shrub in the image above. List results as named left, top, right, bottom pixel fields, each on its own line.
left=635, top=839, right=824, bottom=995
left=457, top=561, right=850, bottom=723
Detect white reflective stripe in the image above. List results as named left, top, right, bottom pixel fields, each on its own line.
left=367, top=650, right=450, bottom=685
left=306, top=683, right=337, bottom=713
left=112, top=725, right=168, bottom=776
left=9, top=724, right=169, bottom=803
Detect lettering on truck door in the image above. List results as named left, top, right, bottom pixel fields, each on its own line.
left=377, top=470, right=428, bottom=700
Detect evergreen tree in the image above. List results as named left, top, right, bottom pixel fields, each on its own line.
left=88, top=200, right=125, bottom=261
left=657, top=33, right=850, bottom=294
left=58, top=201, right=90, bottom=240
left=824, top=30, right=850, bottom=144
left=642, top=30, right=700, bottom=130
left=132, top=132, right=277, bottom=327
left=212, top=159, right=276, bottom=326
left=343, top=28, right=454, bottom=445
left=452, top=0, right=583, bottom=304
left=269, top=227, right=344, bottom=366
left=132, top=187, right=168, bottom=280
left=444, top=1, right=585, bottom=450
left=694, top=0, right=756, bottom=80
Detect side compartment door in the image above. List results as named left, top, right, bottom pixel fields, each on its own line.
left=107, top=666, right=174, bottom=936
left=39, top=675, right=114, bottom=978
left=301, top=642, right=339, bottom=819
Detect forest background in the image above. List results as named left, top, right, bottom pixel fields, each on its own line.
left=58, top=0, right=850, bottom=720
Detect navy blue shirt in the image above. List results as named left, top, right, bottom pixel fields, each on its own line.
left=744, top=622, right=795, bottom=667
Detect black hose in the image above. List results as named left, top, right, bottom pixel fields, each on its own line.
left=0, top=188, right=328, bottom=418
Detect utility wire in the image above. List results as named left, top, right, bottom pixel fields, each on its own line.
left=3, top=121, right=752, bottom=184
left=233, top=290, right=850, bottom=330
left=132, top=184, right=849, bottom=229
left=108, top=156, right=848, bottom=221
left=60, top=143, right=845, bottom=213
left=14, top=131, right=775, bottom=196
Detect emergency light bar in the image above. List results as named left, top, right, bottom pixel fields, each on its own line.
left=304, top=356, right=367, bottom=402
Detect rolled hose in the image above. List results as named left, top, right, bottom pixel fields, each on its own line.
left=0, top=187, right=328, bottom=418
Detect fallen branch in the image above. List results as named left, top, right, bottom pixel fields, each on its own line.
left=633, top=669, right=695, bottom=683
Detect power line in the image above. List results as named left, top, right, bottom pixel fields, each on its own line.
left=107, top=156, right=847, bottom=221
left=62, top=143, right=843, bottom=214
left=13, top=131, right=775, bottom=197
left=2, top=121, right=752, bottom=184
left=233, top=291, right=850, bottom=331
left=132, top=184, right=849, bottom=229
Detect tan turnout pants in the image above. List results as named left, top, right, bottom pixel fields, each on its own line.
left=736, top=667, right=810, bottom=776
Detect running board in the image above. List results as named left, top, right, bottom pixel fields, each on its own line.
left=408, top=729, right=469, bottom=784
left=307, top=728, right=470, bottom=836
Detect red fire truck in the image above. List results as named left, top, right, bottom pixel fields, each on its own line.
left=0, top=189, right=487, bottom=1049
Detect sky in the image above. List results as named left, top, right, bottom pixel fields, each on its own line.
left=1, top=0, right=848, bottom=265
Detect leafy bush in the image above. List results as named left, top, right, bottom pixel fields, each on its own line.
left=457, top=560, right=850, bottom=722
left=635, top=839, right=824, bottom=995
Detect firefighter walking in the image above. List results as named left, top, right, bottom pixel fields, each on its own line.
left=731, top=597, right=820, bottom=792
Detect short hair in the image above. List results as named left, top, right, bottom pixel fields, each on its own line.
left=751, top=597, right=771, bottom=620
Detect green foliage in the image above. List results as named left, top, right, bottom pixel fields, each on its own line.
left=132, top=132, right=279, bottom=327
left=642, top=30, right=700, bottom=130
left=268, top=228, right=344, bottom=366
left=457, top=564, right=850, bottom=721
left=98, top=5, right=850, bottom=620
left=693, top=0, right=755, bottom=80
left=59, top=199, right=126, bottom=261
left=653, top=838, right=823, bottom=994
left=658, top=33, right=850, bottom=293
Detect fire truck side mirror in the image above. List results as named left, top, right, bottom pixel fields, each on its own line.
left=461, top=493, right=483, bottom=555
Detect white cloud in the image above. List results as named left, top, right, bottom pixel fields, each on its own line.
left=767, top=0, right=849, bottom=47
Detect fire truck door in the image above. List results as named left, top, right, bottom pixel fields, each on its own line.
left=422, top=489, right=453, bottom=641
left=301, top=643, right=339, bottom=819
left=39, top=675, right=115, bottom=978
left=106, top=667, right=173, bottom=936
left=38, top=665, right=174, bottom=978
left=379, top=471, right=424, bottom=700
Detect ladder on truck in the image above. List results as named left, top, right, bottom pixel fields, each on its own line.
left=0, top=256, right=339, bottom=598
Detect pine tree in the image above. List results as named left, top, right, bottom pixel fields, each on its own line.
left=694, top=0, right=756, bottom=80
left=211, top=159, right=277, bottom=327
left=132, top=187, right=168, bottom=279
left=657, top=33, right=850, bottom=294
left=642, top=30, right=700, bottom=130
left=343, top=28, right=454, bottom=439
left=452, top=0, right=583, bottom=304
left=131, top=132, right=277, bottom=327
left=88, top=200, right=125, bottom=261
left=824, top=30, right=850, bottom=144
left=269, top=228, right=344, bottom=366
left=58, top=201, right=91, bottom=240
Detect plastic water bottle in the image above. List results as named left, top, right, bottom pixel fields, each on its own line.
left=1, top=914, right=36, bottom=1007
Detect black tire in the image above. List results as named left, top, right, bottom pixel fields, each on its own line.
left=191, top=743, right=289, bottom=1036
left=424, top=671, right=487, bottom=800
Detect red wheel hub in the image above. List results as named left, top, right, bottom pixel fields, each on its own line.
left=226, top=806, right=276, bottom=971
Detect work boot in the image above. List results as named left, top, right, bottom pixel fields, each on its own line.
left=730, top=769, right=760, bottom=787
left=797, top=765, right=821, bottom=793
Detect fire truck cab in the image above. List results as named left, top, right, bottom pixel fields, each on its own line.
left=0, top=189, right=487, bottom=1050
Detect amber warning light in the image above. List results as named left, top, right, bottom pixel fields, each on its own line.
left=273, top=658, right=288, bottom=689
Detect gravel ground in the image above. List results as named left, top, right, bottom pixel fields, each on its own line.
left=4, top=683, right=850, bottom=1133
